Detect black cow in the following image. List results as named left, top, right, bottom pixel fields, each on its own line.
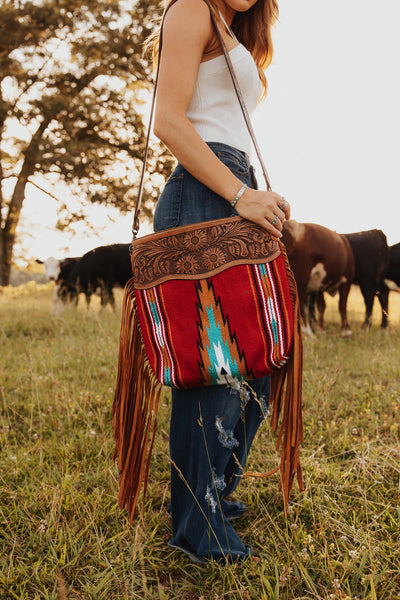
left=383, top=242, right=400, bottom=290
left=60, top=244, right=132, bottom=309
left=377, top=242, right=400, bottom=322
left=344, top=229, right=389, bottom=328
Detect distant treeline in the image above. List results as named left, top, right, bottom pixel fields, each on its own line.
left=9, top=268, right=47, bottom=287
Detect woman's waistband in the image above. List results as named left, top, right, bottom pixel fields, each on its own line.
left=206, top=141, right=251, bottom=168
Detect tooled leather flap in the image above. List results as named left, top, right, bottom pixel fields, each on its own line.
left=131, top=216, right=281, bottom=289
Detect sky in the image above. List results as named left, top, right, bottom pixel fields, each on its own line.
left=18, top=0, right=400, bottom=263
left=253, top=0, right=400, bottom=245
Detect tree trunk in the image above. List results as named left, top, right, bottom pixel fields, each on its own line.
left=0, top=231, right=10, bottom=287
left=0, top=118, right=50, bottom=286
left=0, top=177, right=28, bottom=286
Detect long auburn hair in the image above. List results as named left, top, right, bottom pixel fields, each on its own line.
left=145, top=0, right=279, bottom=97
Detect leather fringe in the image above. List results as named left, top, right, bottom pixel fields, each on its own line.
left=113, top=245, right=303, bottom=521
left=112, top=278, right=162, bottom=522
left=269, top=243, right=304, bottom=513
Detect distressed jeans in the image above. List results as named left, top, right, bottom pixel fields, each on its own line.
left=153, top=142, right=270, bottom=562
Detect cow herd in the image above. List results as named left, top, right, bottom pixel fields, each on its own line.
left=282, top=222, right=400, bottom=335
left=38, top=221, right=400, bottom=335
left=37, top=244, right=132, bottom=312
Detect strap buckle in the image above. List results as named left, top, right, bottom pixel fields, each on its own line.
left=129, top=214, right=140, bottom=255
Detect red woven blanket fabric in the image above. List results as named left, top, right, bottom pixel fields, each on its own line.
left=135, top=255, right=294, bottom=389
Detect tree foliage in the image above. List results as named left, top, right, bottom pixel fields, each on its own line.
left=0, top=0, right=172, bottom=285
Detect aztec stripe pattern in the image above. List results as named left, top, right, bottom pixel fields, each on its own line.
left=134, top=254, right=294, bottom=389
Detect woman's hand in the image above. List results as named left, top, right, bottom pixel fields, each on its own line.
left=235, top=188, right=290, bottom=239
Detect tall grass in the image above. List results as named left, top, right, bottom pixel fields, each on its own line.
left=0, top=286, right=399, bottom=599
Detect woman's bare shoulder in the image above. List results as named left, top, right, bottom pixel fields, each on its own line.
left=163, top=0, right=214, bottom=45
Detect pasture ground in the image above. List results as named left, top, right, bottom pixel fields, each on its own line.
left=0, top=284, right=399, bottom=600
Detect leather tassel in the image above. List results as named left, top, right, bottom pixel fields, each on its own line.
left=112, top=278, right=162, bottom=522
left=269, top=243, right=304, bottom=513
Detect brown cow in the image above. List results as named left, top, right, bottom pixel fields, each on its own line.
left=282, top=221, right=355, bottom=336
left=310, top=230, right=390, bottom=330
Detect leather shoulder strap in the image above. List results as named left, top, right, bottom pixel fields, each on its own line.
left=132, top=0, right=271, bottom=239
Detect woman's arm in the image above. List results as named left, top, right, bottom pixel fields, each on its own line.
left=153, top=0, right=289, bottom=236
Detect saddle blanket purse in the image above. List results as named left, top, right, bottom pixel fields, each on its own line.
left=113, top=215, right=303, bottom=521
left=112, top=0, right=303, bottom=522
left=133, top=217, right=293, bottom=387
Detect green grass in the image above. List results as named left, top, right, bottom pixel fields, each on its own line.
left=0, top=285, right=399, bottom=599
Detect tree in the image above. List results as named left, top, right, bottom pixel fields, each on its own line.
left=0, top=0, right=173, bottom=286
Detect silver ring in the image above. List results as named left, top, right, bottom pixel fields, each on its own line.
left=279, top=198, right=288, bottom=209
left=270, top=215, right=280, bottom=226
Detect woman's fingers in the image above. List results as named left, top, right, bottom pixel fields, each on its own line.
left=278, top=196, right=291, bottom=220
left=268, top=208, right=285, bottom=227
left=264, top=218, right=283, bottom=238
left=235, top=189, right=290, bottom=237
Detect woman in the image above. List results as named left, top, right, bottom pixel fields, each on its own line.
left=151, top=0, right=289, bottom=563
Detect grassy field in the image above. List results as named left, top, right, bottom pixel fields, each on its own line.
left=1, top=284, right=399, bottom=600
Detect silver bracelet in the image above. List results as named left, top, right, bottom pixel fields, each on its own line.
left=230, top=183, right=247, bottom=208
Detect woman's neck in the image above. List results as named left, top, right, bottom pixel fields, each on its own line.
left=216, top=1, right=236, bottom=27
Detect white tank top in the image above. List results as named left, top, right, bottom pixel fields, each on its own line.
left=187, top=17, right=262, bottom=157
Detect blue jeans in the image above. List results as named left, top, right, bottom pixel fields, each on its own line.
left=153, top=142, right=270, bottom=562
